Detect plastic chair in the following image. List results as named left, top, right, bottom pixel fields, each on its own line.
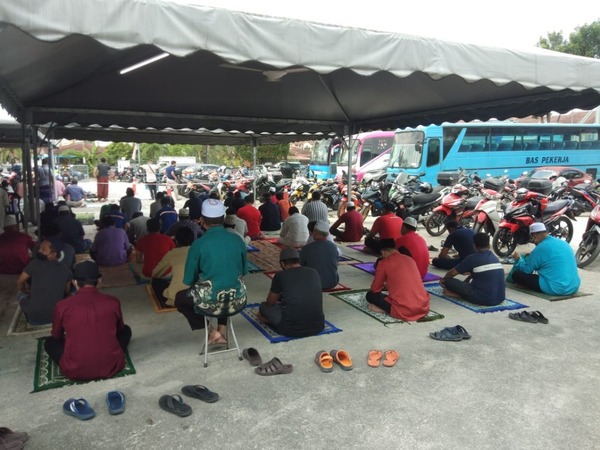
left=200, top=313, right=243, bottom=368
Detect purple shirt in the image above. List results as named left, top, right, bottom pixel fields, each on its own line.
left=90, top=226, right=130, bottom=266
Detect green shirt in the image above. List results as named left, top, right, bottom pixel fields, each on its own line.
left=183, top=225, right=248, bottom=301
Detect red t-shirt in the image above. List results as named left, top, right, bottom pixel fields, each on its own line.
left=330, top=210, right=364, bottom=242
left=371, top=251, right=430, bottom=321
left=51, top=286, right=126, bottom=380
left=0, top=230, right=35, bottom=274
left=237, top=204, right=262, bottom=238
left=395, top=231, right=430, bottom=279
left=135, top=233, right=175, bottom=277
left=371, top=213, right=403, bottom=240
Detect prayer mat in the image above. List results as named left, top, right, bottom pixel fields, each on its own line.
left=425, top=282, right=528, bottom=313
left=146, top=284, right=177, bottom=313
left=7, top=308, right=51, bottom=336
left=130, top=263, right=150, bottom=285
left=33, top=337, right=136, bottom=393
left=337, top=254, right=362, bottom=265
left=98, top=264, right=138, bottom=289
left=248, top=260, right=265, bottom=273
left=346, top=244, right=376, bottom=254
left=247, top=244, right=259, bottom=252
left=263, top=236, right=281, bottom=244
left=351, top=262, right=442, bottom=282
left=506, top=281, right=592, bottom=302
left=330, top=289, right=445, bottom=325
left=75, top=212, right=95, bottom=225
left=240, top=303, right=342, bottom=343
left=247, top=240, right=283, bottom=272
left=263, top=271, right=351, bottom=292
left=75, top=253, right=93, bottom=263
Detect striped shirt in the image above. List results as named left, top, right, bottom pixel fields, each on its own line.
left=301, top=200, right=329, bottom=223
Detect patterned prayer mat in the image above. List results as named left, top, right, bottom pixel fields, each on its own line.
left=240, top=303, right=342, bottom=343
left=146, top=284, right=177, bottom=313
left=425, top=282, right=528, bottom=313
left=350, top=262, right=442, bottom=282
left=506, top=281, right=592, bottom=302
left=33, top=338, right=136, bottom=393
left=7, top=308, right=51, bottom=336
left=99, top=263, right=138, bottom=288
left=247, top=240, right=282, bottom=272
left=263, top=271, right=351, bottom=292
left=330, top=289, right=445, bottom=325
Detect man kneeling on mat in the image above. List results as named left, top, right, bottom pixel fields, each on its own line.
left=44, top=261, right=132, bottom=381
left=440, top=233, right=505, bottom=306
left=257, top=248, right=324, bottom=337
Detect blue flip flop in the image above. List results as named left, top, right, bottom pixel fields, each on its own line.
left=106, top=391, right=126, bottom=415
left=63, top=398, right=96, bottom=420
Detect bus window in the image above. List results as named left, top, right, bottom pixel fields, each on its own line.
left=389, top=131, right=425, bottom=168
left=426, top=139, right=440, bottom=167
left=442, top=127, right=460, bottom=159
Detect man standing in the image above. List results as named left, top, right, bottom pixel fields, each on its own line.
left=54, top=204, right=90, bottom=254
left=257, top=248, right=324, bottom=337
left=120, top=187, right=142, bottom=221
left=259, top=193, right=281, bottom=232
left=300, top=219, right=339, bottom=290
left=141, top=159, right=159, bottom=200
left=329, top=201, right=364, bottom=242
left=16, top=237, right=73, bottom=325
left=301, top=191, right=329, bottom=223
left=236, top=194, right=262, bottom=240
left=96, top=157, right=111, bottom=202
left=64, top=179, right=86, bottom=207
left=441, top=233, right=506, bottom=306
left=0, top=215, right=35, bottom=274
left=395, top=217, right=430, bottom=279
left=44, top=261, right=132, bottom=381
left=366, top=238, right=430, bottom=321
left=176, top=199, right=248, bottom=345
left=432, top=220, right=476, bottom=270
left=37, top=157, right=53, bottom=204
left=135, top=218, right=176, bottom=278
left=90, top=216, right=131, bottom=266
left=165, top=160, right=180, bottom=201
left=364, top=203, right=403, bottom=254
left=155, top=196, right=178, bottom=234
left=511, top=222, right=580, bottom=295
left=278, top=206, right=309, bottom=248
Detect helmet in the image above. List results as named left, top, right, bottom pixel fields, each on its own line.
left=419, top=182, right=433, bottom=193
left=450, top=184, right=468, bottom=195
left=515, top=188, right=529, bottom=201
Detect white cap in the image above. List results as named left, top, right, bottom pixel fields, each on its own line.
left=347, top=201, right=355, bottom=208
left=58, top=205, right=70, bottom=212
left=269, top=187, right=276, bottom=193
left=314, top=219, right=330, bottom=234
left=529, top=222, right=547, bottom=234
left=201, top=199, right=226, bottom=218
left=404, top=217, right=418, bottom=229
left=4, top=215, right=17, bottom=228
left=178, top=208, right=190, bottom=217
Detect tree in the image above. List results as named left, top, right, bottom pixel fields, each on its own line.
left=538, top=20, right=600, bottom=59
left=103, top=142, right=133, bottom=165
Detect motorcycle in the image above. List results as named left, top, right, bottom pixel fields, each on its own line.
left=575, top=204, right=600, bottom=268
left=424, top=182, right=482, bottom=236
left=359, top=171, right=390, bottom=218
left=288, top=176, right=314, bottom=204
left=388, top=171, right=447, bottom=222
left=492, top=188, right=575, bottom=257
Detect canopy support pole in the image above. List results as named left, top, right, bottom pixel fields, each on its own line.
left=252, top=138, right=257, bottom=204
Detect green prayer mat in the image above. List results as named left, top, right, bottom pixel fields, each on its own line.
left=506, top=281, right=592, bottom=301
left=330, top=289, right=444, bottom=325
left=7, top=308, right=51, bottom=336
left=33, top=338, right=136, bottom=393
left=75, top=212, right=95, bottom=225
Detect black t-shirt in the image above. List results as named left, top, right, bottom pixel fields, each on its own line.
left=97, top=162, right=110, bottom=177
left=444, top=226, right=476, bottom=259
left=270, top=266, right=324, bottom=337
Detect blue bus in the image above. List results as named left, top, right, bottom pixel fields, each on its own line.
left=387, top=123, right=600, bottom=183
left=309, top=138, right=337, bottom=179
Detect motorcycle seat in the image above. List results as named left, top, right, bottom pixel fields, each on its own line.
left=542, top=199, right=570, bottom=214
left=412, top=192, right=441, bottom=204
left=465, top=196, right=482, bottom=209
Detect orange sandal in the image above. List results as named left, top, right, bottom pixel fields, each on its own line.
left=330, top=350, right=353, bottom=371
left=367, top=350, right=383, bottom=368
left=315, top=350, right=334, bottom=373
left=382, top=350, right=400, bottom=367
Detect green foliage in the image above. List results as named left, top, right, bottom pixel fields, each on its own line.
left=104, top=142, right=134, bottom=165
left=538, top=20, right=600, bottom=58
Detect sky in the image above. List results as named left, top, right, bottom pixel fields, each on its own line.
left=1, top=0, right=597, bottom=121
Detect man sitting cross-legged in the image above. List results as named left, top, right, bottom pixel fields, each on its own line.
left=44, top=261, right=132, bottom=381
left=366, top=238, right=430, bottom=321
left=441, top=233, right=506, bottom=306
left=257, top=248, right=324, bottom=337
left=135, top=218, right=176, bottom=278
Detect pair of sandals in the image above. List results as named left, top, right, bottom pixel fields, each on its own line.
left=429, top=325, right=471, bottom=341
left=159, top=385, right=220, bottom=418
left=509, top=310, right=549, bottom=324
left=368, top=350, right=399, bottom=368
left=63, top=391, right=126, bottom=420
left=315, top=350, right=353, bottom=372
left=242, top=347, right=294, bottom=375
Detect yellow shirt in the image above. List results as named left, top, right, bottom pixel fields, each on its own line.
left=152, top=246, right=190, bottom=306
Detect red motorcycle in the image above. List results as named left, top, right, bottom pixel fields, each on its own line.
left=424, top=183, right=481, bottom=236
left=492, top=188, right=575, bottom=257
left=575, top=204, right=600, bottom=268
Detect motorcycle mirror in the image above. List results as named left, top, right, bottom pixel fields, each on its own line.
left=521, top=171, right=529, bottom=176
left=419, top=172, right=426, bottom=177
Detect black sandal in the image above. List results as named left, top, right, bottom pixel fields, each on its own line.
left=508, top=311, right=538, bottom=323
left=531, top=311, right=549, bottom=324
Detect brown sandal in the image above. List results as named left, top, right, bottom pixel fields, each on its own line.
left=254, top=357, right=293, bottom=376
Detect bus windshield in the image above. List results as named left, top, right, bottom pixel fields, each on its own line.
left=310, top=139, right=331, bottom=165
left=389, top=131, right=424, bottom=169
left=339, top=136, right=394, bottom=166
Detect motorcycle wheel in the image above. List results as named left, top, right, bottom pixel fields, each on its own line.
left=337, top=201, right=347, bottom=218
left=425, top=212, right=447, bottom=236
left=472, top=220, right=485, bottom=235
left=576, top=234, right=600, bottom=268
left=547, top=217, right=573, bottom=243
left=492, top=228, right=518, bottom=257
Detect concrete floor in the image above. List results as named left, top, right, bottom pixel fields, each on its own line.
left=1, top=180, right=599, bottom=450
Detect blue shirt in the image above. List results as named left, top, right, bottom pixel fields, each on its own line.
left=444, top=226, right=476, bottom=260
left=514, top=236, right=580, bottom=295
left=259, top=201, right=281, bottom=231
left=165, top=165, right=177, bottom=181
left=455, top=250, right=505, bottom=305
left=65, top=184, right=85, bottom=201
left=155, top=206, right=178, bottom=234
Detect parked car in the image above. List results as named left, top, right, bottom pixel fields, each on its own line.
left=181, top=163, right=220, bottom=177
left=517, top=166, right=593, bottom=189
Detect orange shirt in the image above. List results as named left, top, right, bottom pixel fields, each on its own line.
left=278, top=199, right=291, bottom=221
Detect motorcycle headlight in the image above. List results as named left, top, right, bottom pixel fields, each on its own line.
left=371, top=181, right=381, bottom=190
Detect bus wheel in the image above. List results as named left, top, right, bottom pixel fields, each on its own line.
left=425, top=212, right=447, bottom=236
